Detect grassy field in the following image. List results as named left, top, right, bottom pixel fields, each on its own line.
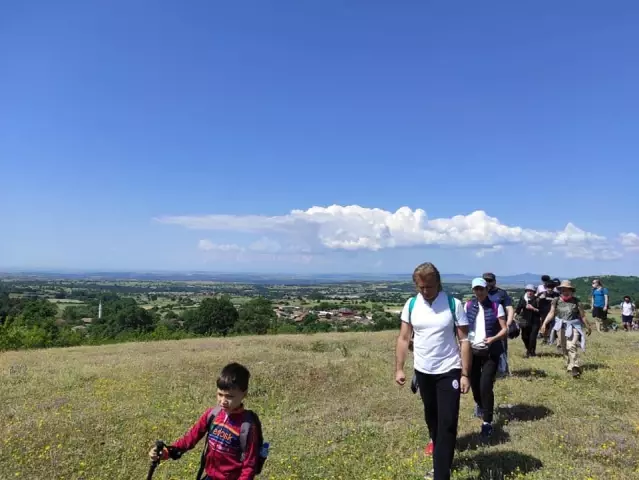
left=2, top=331, right=639, bottom=480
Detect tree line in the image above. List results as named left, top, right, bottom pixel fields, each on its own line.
left=0, top=293, right=401, bottom=351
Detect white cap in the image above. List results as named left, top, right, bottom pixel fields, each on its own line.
left=471, top=277, right=487, bottom=289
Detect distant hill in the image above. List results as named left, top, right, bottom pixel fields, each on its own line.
left=570, top=275, right=639, bottom=305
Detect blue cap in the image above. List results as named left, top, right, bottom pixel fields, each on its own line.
left=471, top=277, right=487, bottom=289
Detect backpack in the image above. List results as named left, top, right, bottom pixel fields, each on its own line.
left=196, top=407, right=268, bottom=480
left=407, top=294, right=458, bottom=343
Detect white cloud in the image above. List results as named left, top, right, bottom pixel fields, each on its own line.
left=159, top=204, right=621, bottom=260
left=197, top=240, right=243, bottom=252
left=620, top=233, right=639, bottom=251
left=475, top=245, right=503, bottom=258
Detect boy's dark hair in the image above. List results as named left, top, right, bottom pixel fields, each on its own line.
left=217, top=362, right=250, bottom=392
left=541, top=275, right=551, bottom=282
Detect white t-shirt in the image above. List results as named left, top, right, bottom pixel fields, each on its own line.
left=464, top=302, right=505, bottom=346
left=401, top=292, right=468, bottom=375
left=621, top=302, right=635, bottom=316
left=536, top=284, right=546, bottom=295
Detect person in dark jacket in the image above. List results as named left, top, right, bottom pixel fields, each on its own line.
left=465, top=278, right=507, bottom=439
left=516, top=285, right=542, bottom=357
left=537, top=281, right=558, bottom=345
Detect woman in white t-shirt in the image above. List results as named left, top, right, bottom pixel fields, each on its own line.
left=621, top=296, right=635, bottom=331
left=395, top=262, right=471, bottom=480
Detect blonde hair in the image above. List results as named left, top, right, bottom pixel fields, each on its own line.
left=412, top=262, right=443, bottom=292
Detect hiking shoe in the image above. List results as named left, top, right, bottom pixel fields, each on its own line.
left=424, top=469, right=434, bottom=480
left=571, top=366, right=581, bottom=378
left=424, top=440, right=434, bottom=456
left=473, top=404, right=484, bottom=418
left=480, top=423, right=493, bottom=439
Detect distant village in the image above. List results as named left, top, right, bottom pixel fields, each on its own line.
left=273, top=304, right=382, bottom=326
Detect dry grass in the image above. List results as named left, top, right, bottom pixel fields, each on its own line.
left=2, top=331, right=639, bottom=479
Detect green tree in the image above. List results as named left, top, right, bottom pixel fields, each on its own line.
left=371, top=311, right=399, bottom=331
left=90, top=297, right=156, bottom=337
left=184, top=296, right=239, bottom=336
left=235, top=297, right=277, bottom=335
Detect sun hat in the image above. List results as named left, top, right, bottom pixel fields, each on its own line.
left=525, top=284, right=535, bottom=291
left=472, top=277, right=488, bottom=289
left=558, top=280, right=576, bottom=290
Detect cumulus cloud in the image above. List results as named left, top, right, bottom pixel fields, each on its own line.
left=620, top=233, right=639, bottom=251
left=158, top=204, right=620, bottom=259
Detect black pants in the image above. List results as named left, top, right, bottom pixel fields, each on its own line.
left=521, top=322, right=540, bottom=354
left=470, top=354, right=499, bottom=423
left=416, top=368, right=461, bottom=480
left=592, top=306, right=609, bottom=329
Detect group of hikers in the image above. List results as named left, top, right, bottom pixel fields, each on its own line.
left=394, top=263, right=635, bottom=480
left=146, top=263, right=636, bottom=480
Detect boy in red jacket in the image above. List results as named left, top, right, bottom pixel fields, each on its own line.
left=149, top=363, right=262, bottom=480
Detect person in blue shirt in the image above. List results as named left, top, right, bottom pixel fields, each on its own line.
left=591, top=279, right=609, bottom=332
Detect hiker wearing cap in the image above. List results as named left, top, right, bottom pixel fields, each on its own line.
left=395, top=262, right=471, bottom=480
left=465, top=278, right=507, bottom=439
left=540, top=280, right=592, bottom=378
left=483, top=273, right=514, bottom=375
left=515, top=285, right=541, bottom=357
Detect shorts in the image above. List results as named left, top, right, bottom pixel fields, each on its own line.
left=622, top=315, right=634, bottom=324
left=592, top=306, right=608, bottom=321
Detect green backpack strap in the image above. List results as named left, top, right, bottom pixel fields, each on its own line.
left=447, top=294, right=457, bottom=323
left=447, top=294, right=458, bottom=337
left=408, top=296, right=417, bottom=324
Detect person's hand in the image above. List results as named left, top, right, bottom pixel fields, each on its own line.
left=483, top=337, right=493, bottom=345
left=149, top=445, right=167, bottom=462
left=460, top=375, right=471, bottom=394
left=149, top=446, right=160, bottom=462
left=395, top=369, right=406, bottom=386
left=526, top=304, right=534, bottom=311
left=604, top=306, right=608, bottom=312
left=540, top=324, right=546, bottom=335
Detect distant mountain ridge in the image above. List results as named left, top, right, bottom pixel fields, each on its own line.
left=0, top=269, right=543, bottom=285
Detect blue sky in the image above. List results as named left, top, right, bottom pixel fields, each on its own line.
left=2, top=0, right=639, bottom=276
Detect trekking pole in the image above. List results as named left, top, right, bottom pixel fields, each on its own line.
left=147, top=440, right=166, bottom=480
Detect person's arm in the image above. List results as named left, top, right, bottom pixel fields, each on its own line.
left=454, top=300, right=471, bottom=394
left=540, top=301, right=556, bottom=333
left=590, top=292, right=594, bottom=310
left=170, top=409, right=211, bottom=453
left=604, top=289, right=609, bottom=311
left=504, top=293, right=515, bottom=326
left=487, top=305, right=508, bottom=343
left=395, top=300, right=413, bottom=386
left=578, top=304, right=592, bottom=335
left=238, top=423, right=260, bottom=480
